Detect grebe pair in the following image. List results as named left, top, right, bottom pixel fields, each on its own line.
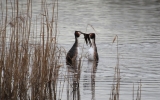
left=66, top=31, right=98, bottom=66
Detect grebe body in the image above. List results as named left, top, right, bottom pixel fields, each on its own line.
left=88, top=33, right=98, bottom=62
left=66, top=31, right=83, bottom=66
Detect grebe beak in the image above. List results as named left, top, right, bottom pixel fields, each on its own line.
left=79, top=31, right=85, bottom=35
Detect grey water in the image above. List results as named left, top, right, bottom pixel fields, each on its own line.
left=57, top=0, right=160, bottom=100
left=1, top=0, right=160, bottom=100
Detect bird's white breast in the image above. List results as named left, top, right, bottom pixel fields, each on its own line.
left=77, top=47, right=80, bottom=57
left=88, top=47, right=94, bottom=60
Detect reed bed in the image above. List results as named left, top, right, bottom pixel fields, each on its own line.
left=0, top=0, right=64, bottom=99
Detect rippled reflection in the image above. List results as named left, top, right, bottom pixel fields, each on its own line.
left=90, top=61, right=98, bottom=100
left=67, top=67, right=80, bottom=100
left=66, top=60, right=98, bottom=100
left=66, top=61, right=81, bottom=100
left=83, top=61, right=98, bottom=100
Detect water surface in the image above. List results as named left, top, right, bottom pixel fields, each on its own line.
left=1, top=0, right=160, bottom=100
left=57, top=0, right=160, bottom=100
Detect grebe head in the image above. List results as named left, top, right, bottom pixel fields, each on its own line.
left=89, top=33, right=95, bottom=39
left=81, top=32, right=92, bottom=46
left=75, top=31, right=84, bottom=38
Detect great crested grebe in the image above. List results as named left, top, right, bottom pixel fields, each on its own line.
left=88, top=33, right=99, bottom=62
left=66, top=31, right=84, bottom=66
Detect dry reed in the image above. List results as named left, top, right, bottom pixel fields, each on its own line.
left=109, top=35, right=120, bottom=100
left=110, top=35, right=141, bottom=100
left=0, top=0, right=64, bottom=99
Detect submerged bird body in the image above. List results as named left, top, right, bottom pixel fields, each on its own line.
left=66, top=31, right=82, bottom=66
left=88, top=33, right=99, bottom=62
